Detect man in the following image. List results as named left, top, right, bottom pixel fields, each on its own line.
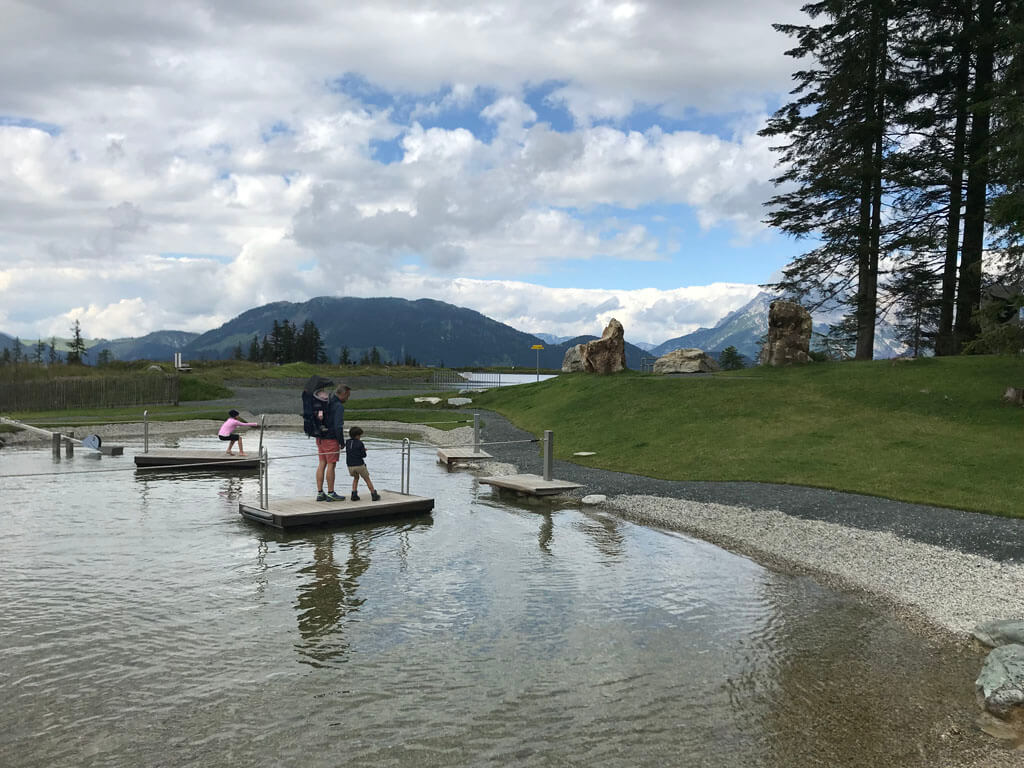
left=315, top=384, right=351, bottom=501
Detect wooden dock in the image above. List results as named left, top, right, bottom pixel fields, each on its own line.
left=239, top=490, right=434, bottom=529
left=134, top=450, right=260, bottom=469
left=478, top=474, right=583, bottom=496
left=436, top=447, right=492, bottom=465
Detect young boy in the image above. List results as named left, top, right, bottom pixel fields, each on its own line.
left=344, top=426, right=380, bottom=501
left=218, top=409, right=258, bottom=455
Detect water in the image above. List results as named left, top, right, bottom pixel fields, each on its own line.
left=0, top=431, right=995, bottom=767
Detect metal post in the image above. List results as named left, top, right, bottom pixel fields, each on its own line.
left=536, top=348, right=540, bottom=382
left=143, top=410, right=149, bottom=453
left=260, top=446, right=268, bottom=508
left=258, top=414, right=265, bottom=456
left=65, top=431, right=74, bottom=458
left=543, top=430, right=553, bottom=481
left=52, top=431, right=61, bottom=460
left=401, top=438, right=411, bottom=494
left=473, top=413, right=480, bottom=454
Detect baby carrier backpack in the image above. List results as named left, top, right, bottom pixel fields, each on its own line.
left=302, top=375, right=334, bottom=438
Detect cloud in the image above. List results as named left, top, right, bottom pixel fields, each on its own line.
left=0, top=0, right=803, bottom=343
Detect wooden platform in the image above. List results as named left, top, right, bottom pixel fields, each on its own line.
left=133, top=450, right=260, bottom=469
left=436, top=447, right=492, bottom=465
left=478, top=474, right=583, bottom=496
left=239, top=490, right=434, bottom=529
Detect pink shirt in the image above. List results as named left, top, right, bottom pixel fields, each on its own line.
left=218, top=417, right=257, bottom=437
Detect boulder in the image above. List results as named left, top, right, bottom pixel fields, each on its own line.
left=976, top=644, right=1024, bottom=719
left=581, top=494, right=607, bottom=505
left=562, top=319, right=627, bottom=373
left=973, top=620, right=1024, bottom=648
left=447, top=397, right=472, bottom=406
left=653, top=348, right=720, bottom=374
left=562, top=344, right=585, bottom=373
left=759, top=300, right=812, bottom=366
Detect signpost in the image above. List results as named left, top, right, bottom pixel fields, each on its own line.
left=531, top=344, right=544, bottom=382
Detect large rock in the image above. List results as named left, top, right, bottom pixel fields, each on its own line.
left=976, top=644, right=1024, bottom=719
left=974, top=620, right=1024, bottom=648
left=653, top=348, right=720, bottom=374
left=562, top=319, right=627, bottom=374
left=759, top=300, right=812, bottom=366
left=562, top=344, right=585, bottom=372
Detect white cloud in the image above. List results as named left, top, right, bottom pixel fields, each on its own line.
left=0, top=0, right=802, bottom=343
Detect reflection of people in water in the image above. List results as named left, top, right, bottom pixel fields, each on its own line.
left=294, top=531, right=372, bottom=666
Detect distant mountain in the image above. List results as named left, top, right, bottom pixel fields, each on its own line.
left=90, top=331, right=198, bottom=363
left=651, top=292, right=907, bottom=362
left=184, top=296, right=649, bottom=369
left=632, top=341, right=658, bottom=351
left=532, top=333, right=574, bottom=345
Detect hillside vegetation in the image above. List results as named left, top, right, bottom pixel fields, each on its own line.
left=471, top=355, right=1024, bottom=518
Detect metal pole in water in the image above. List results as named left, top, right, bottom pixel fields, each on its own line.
left=543, top=430, right=553, bottom=481
left=473, top=413, right=480, bottom=454
left=401, top=438, right=411, bottom=494
left=143, top=410, right=149, bottom=453
left=52, top=431, right=61, bottom=460
left=65, top=431, right=74, bottom=458
left=258, top=414, right=265, bottom=456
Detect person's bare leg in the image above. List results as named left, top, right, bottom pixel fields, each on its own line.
left=316, top=458, right=327, bottom=492
left=237, top=437, right=246, bottom=456
left=325, top=463, right=336, bottom=494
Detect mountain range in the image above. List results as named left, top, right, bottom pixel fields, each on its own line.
left=0, top=293, right=906, bottom=368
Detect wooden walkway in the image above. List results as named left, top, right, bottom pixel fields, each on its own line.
left=478, top=474, right=583, bottom=496
left=134, top=450, right=260, bottom=469
left=239, top=489, right=434, bottom=529
left=436, top=447, right=492, bottom=465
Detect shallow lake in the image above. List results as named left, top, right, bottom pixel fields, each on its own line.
left=0, top=430, right=993, bottom=767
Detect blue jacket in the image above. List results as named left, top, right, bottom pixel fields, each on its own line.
left=345, top=437, right=367, bottom=467
left=323, top=395, right=345, bottom=440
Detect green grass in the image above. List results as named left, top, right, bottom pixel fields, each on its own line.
left=346, top=408, right=473, bottom=431
left=470, top=355, right=1024, bottom=517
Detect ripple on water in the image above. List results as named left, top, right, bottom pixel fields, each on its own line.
left=0, top=434, right=1000, bottom=767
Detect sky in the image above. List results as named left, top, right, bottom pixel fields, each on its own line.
left=0, top=0, right=808, bottom=347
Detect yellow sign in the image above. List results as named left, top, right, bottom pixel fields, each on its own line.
left=530, top=344, right=544, bottom=350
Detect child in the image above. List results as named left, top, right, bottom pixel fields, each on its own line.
left=218, top=409, right=258, bottom=455
left=344, top=426, right=380, bottom=501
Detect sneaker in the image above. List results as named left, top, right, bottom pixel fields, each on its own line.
left=370, top=491, right=381, bottom=501
left=326, top=491, right=345, bottom=501
left=350, top=492, right=360, bottom=501
left=316, top=491, right=328, bottom=502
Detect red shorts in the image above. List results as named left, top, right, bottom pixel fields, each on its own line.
left=316, top=438, right=340, bottom=463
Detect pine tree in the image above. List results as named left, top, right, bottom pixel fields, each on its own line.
left=48, top=337, right=58, bottom=365
left=761, top=0, right=899, bottom=360
left=339, top=346, right=351, bottom=366
left=67, top=320, right=87, bottom=365
left=247, top=335, right=260, bottom=362
left=717, top=346, right=746, bottom=370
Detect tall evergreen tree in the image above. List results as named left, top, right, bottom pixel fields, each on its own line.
left=761, top=0, right=898, bottom=360
left=67, top=320, right=87, bottom=365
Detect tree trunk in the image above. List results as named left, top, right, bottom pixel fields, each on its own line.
left=954, top=0, right=995, bottom=348
left=935, top=18, right=971, bottom=356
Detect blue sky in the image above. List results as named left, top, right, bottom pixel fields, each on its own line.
left=0, top=0, right=806, bottom=345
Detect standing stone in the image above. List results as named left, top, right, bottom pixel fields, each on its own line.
left=759, top=300, right=812, bottom=366
left=653, top=348, right=721, bottom=374
left=562, top=344, right=585, bottom=373
left=581, top=318, right=627, bottom=374
left=976, top=644, right=1024, bottom=719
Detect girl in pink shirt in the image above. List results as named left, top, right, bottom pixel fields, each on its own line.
left=218, top=409, right=258, bottom=455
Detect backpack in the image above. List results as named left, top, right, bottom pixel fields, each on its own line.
left=302, top=375, right=335, bottom=438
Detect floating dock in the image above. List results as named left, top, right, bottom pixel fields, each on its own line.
left=478, top=474, right=583, bottom=496
left=134, top=450, right=260, bottom=469
left=436, top=447, right=492, bottom=465
left=239, top=490, right=434, bottom=529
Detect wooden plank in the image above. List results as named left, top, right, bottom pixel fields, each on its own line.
left=134, top=449, right=259, bottom=469
left=436, top=447, right=492, bottom=465
left=239, top=489, right=433, bottom=529
left=478, top=473, right=583, bottom=496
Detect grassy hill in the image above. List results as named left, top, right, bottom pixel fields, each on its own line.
left=471, top=355, right=1024, bottom=517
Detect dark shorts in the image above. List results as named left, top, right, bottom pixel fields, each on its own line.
left=317, top=438, right=340, bottom=463
left=219, top=434, right=240, bottom=444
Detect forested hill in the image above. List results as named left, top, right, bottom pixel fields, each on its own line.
left=184, top=296, right=648, bottom=369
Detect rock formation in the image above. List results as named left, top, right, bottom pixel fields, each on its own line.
left=561, top=319, right=627, bottom=374
left=653, top=348, right=720, bottom=374
left=759, top=300, right=812, bottom=366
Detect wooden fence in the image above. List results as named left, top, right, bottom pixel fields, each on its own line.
left=0, top=375, right=180, bottom=411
